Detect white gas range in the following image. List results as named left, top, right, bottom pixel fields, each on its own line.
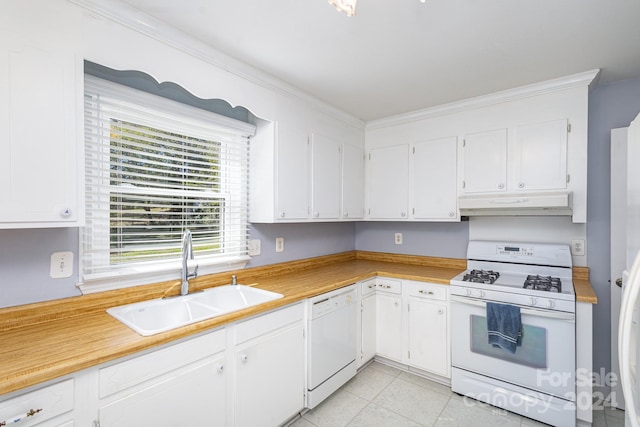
left=450, top=241, right=577, bottom=427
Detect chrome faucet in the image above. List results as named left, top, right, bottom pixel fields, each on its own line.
left=181, top=229, right=198, bottom=295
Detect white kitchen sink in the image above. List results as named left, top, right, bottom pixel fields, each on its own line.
left=107, top=285, right=283, bottom=336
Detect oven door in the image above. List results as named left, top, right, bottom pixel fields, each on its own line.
left=450, top=294, right=575, bottom=399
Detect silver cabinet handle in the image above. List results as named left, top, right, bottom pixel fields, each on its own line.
left=344, top=211, right=349, bottom=217
left=400, top=211, right=407, bottom=217
left=240, top=353, right=248, bottom=363
left=616, top=278, right=623, bottom=288
left=217, top=363, right=224, bottom=373
left=438, top=308, right=444, bottom=315
left=449, top=211, right=455, bottom=217
left=518, top=182, right=525, bottom=188
left=498, top=183, right=505, bottom=189
left=279, top=211, right=286, bottom=218
left=418, top=290, right=435, bottom=295
left=60, top=208, right=72, bottom=217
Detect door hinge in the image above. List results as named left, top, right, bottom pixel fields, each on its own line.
left=93, top=421, right=100, bottom=427
left=567, top=122, right=572, bottom=133
left=408, top=350, right=411, bottom=359
left=566, top=174, right=571, bottom=183
left=368, top=152, right=371, bottom=161
left=462, top=180, right=466, bottom=189
left=412, top=146, right=415, bottom=154
left=462, top=139, right=466, bottom=148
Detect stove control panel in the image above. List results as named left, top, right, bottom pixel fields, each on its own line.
left=496, top=245, right=534, bottom=256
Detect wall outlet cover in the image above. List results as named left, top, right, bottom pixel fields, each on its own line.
left=248, top=239, right=261, bottom=256
left=275, top=237, right=284, bottom=253
left=395, top=233, right=403, bottom=245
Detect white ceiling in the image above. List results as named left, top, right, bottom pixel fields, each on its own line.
left=117, top=0, right=640, bottom=121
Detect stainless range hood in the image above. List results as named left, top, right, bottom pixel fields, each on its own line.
left=458, top=191, right=572, bottom=217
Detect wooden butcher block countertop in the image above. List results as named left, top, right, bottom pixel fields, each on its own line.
left=0, top=250, right=596, bottom=396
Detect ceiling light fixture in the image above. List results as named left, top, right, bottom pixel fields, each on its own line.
left=328, top=0, right=358, bottom=17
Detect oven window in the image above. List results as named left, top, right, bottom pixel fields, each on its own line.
left=470, top=315, right=547, bottom=369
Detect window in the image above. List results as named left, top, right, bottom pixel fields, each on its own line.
left=80, top=75, right=255, bottom=293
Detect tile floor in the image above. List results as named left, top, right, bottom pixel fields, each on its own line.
left=289, top=362, right=625, bottom=427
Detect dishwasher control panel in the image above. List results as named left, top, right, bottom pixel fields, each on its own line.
left=310, top=286, right=355, bottom=319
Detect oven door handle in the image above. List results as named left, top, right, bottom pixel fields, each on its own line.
left=450, top=295, right=575, bottom=321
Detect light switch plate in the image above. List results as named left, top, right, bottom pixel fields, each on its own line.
left=248, top=239, right=261, bottom=256
left=50, top=251, right=73, bottom=278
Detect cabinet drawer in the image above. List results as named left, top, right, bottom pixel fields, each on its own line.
left=235, top=302, right=304, bottom=345
left=99, top=328, right=225, bottom=398
left=375, top=278, right=401, bottom=294
left=360, top=279, right=377, bottom=297
left=406, top=282, right=448, bottom=301
left=0, top=379, right=74, bottom=426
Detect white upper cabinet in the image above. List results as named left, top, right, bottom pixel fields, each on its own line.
left=311, top=134, right=341, bottom=219
left=0, top=34, right=82, bottom=228
left=513, top=119, right=568, bottom=191
left=249, top=94, right=364, bottom=223
left=367, top=145, right=410, bottom=219
left=342, top=143, right=365, bottom=220
left=412, top=137, right=458, bottom=220
left=276, top=123, right=310, bottom=220
left=462, top=120, right=568, bottom=194
left=462, top=129, right=508, bottom=194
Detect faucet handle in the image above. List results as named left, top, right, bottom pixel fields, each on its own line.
left=186, top=260, right=199, bottom=279
left=232, top=275, right=237, bottom=285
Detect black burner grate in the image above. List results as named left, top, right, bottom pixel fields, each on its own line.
left=523, top=275, right=562, bottom=293
left=462, top=269, right=500, bottom=284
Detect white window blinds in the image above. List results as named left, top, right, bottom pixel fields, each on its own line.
left=80, top=75, right=255, bottom=293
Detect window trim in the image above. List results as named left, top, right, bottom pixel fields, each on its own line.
left=79, top=74, right=255, bottom=294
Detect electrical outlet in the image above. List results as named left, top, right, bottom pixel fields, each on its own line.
left=50, top=251, right=73, bottom=278
left=571, top=239, right=586, bottom=256
left=395, top=233, right=403, bottom=245
left=248, top=239, right=261, bottom=256
left=275, top=237, right=284, bottom=253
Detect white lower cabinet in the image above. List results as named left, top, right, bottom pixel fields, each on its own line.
left=357, top=278, right=450, bottom=380
left=231, top=303, right=305, bottom=427
left=405, top=281, right=450, bottom=378
left=359, top=279, right=377, bottom=367
left=96, top=329, right=227, bottom=427
left=0, top=379, right=75, bottom=427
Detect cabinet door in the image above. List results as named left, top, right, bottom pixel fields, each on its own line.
left=342, top=144, right=364, bottom=219
left=0, top=36, right=80, bottom=227
left=235, top=323, right=304, bottom=427
left=513, top=119, right=568, bottom=191
left=367, top=145, right=409, bottom=219
left=375, top=293, right=403, bottom=361
left=360, top=293, right=377, bottom=366
left=277, top=123, right=309, bottom=220
left=412, top=137, right=458, bottom=220
left=311, top=134, right=341, bottom=219
left=99, top=356, right=226, bottom=427
left=408, top=297, right=449, bottom=377
left=462, top=129, right=507, bottom=193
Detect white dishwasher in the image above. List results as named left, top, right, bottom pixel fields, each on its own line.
left=307, top=284, right=357, bottom=409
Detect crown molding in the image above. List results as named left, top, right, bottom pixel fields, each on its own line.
left=67, top=0, right=365, bottom=130
left=366, top=69, right=600, bottom=131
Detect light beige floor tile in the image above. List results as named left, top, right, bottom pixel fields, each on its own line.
left=343, top=363, right=396, bottom=401
left=397, top=371, right=453, bottom=397
left=372, top=377, right=450, bottom=425
left=347, top=403, right=423, bottom=427
left=434, top=395, right=521, bottom=427
left=366, top=361, right=403, bottom=377
left=520, top=416, right=552, bottom=426
left=287, top=416, right=317, bottom=427
left=303, top=389, right=369, bottom=427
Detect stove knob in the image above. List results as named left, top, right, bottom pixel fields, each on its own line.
left=547, top=300, right=555, bottom=308
left=530, top=297, right=537, bottom=306
left=478, top=290, right=486, bottom=298
left=466, top=289, right=472, bottom=296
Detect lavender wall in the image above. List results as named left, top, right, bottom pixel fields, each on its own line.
left=247, top=222, right=356, bottom=267
left=587, top=76, right=640, bottom=376
left=355, top=221, right=469, bottom=258
left=0, top=228, right=81, bottom=308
